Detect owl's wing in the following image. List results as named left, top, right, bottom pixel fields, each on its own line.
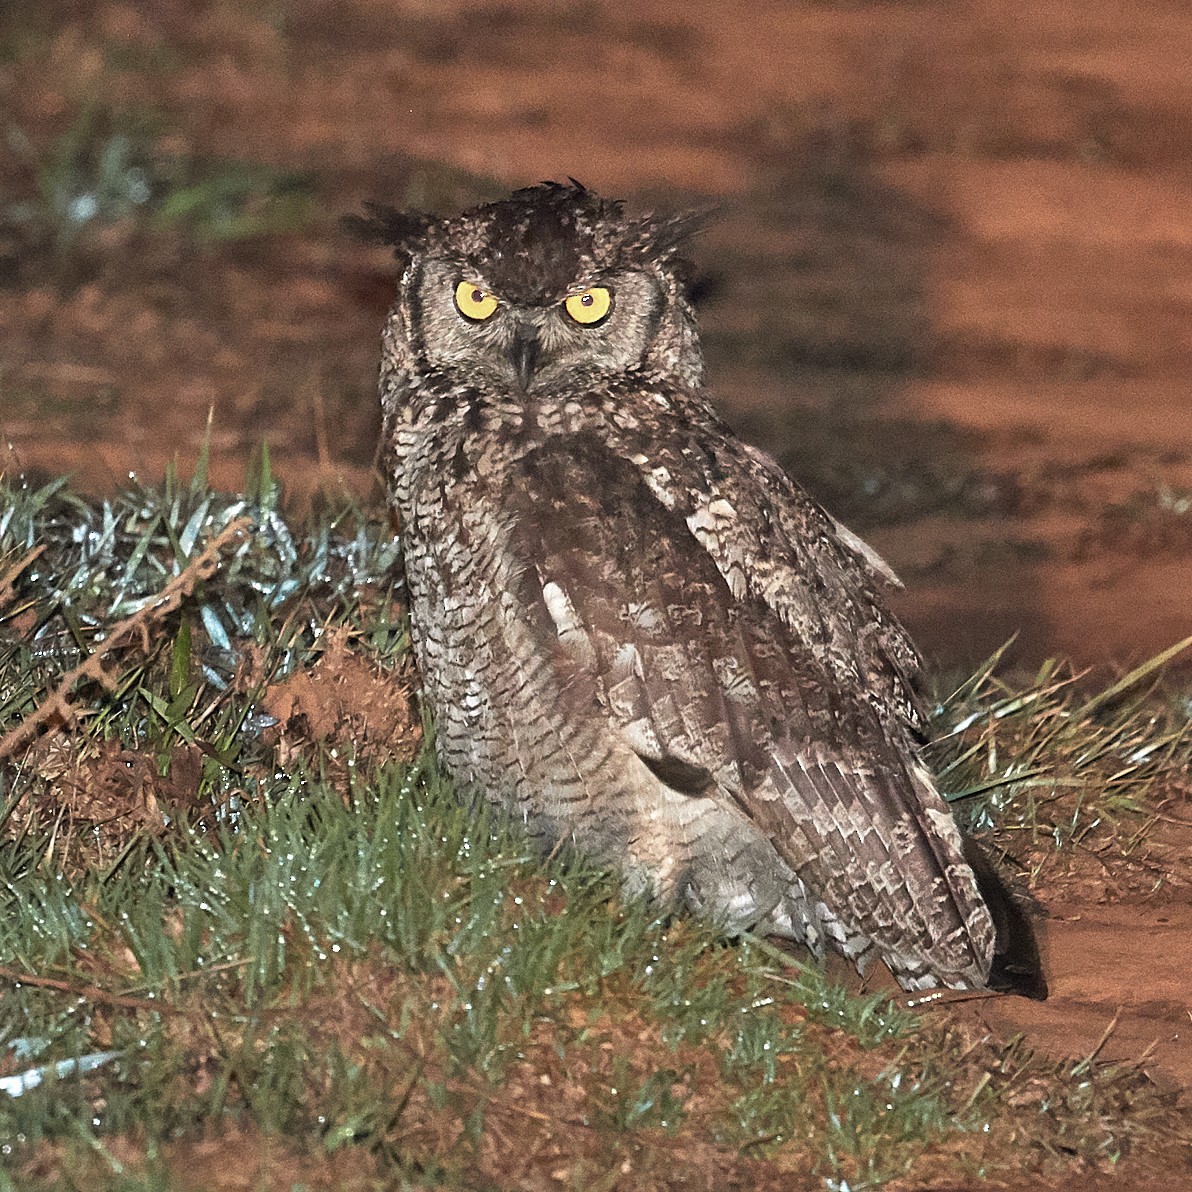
left=505, top=429, right=998, bottom=990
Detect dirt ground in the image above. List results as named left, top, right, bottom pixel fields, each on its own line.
left=2, top=1, right=1191, bottom=1183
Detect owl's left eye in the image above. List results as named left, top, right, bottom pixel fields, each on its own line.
left=454, top=281, right=500, bottom=322
left=563, top=286, right=613, bottom=326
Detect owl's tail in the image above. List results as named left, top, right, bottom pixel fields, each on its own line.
left=962, top=837, right=1049, bottom=1000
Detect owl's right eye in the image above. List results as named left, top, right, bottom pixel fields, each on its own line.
left=454, top=281, right=500, bottom=322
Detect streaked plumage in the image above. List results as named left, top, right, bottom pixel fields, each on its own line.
left=362, top=181, right=1045, bottom=997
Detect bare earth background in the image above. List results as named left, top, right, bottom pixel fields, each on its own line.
left=2, top=1, right=1191, bottom=1181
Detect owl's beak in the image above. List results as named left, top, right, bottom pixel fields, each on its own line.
left=507, top=330, right=541, bottom=390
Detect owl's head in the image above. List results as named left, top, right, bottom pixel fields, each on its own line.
left=361, top=181, right=706, bottom=394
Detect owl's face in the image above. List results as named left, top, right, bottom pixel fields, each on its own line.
left=409, top=257, right=669, bottom=392
left=366, top=182, right=706, bottom=396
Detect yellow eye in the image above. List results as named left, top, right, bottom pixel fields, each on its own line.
left=454, top=280, right=500, bottom=321
left=564, top=286, right=613, bottom=326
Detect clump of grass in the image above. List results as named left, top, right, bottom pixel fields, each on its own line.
left=0, top=447, right=403, bottom=698
left=932, top=638, right=1192, bottom=882
left=0, top=452, right=410, bottom=870
left=1, top=471, right=1188, bottom=1189
left=3, top=105, right=313, bottom=272
left=4, top=108, right=155, bottom=259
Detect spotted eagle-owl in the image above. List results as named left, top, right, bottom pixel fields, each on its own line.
left=360, top=181, right=1045, bottom=997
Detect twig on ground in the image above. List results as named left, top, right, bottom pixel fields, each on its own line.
left=0, top=544, right=45, bottom=609
left=0, top=518, right=249, bottom=763
left=0, top=964, right=175, bottom=1014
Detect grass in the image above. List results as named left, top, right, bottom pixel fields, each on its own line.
left=931, top=639, right=1192, bottom=890
left=1, top=468, right=1189, bottom=1189
left=3, top=104, right=314, bottom=273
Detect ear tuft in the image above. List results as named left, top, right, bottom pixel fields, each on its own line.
left=342, top=203, right=434, bottom=263
left=622, top=206, right=715, bottom=266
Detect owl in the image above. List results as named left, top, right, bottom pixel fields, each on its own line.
left=359, top=181, right=1045, bottom=998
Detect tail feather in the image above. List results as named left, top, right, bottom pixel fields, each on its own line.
left=962, top=838, right=1048, bottom=1000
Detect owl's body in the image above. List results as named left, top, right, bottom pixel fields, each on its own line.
left=367, top=182, right=1045, bottom=996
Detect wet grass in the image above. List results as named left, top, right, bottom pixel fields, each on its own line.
left=1, top=470, right=1188, bottom=1189
left=932, top=639, right=1192, bottom=889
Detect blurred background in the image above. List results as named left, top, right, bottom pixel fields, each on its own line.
left=1, top=0, right=1189, bottom=673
